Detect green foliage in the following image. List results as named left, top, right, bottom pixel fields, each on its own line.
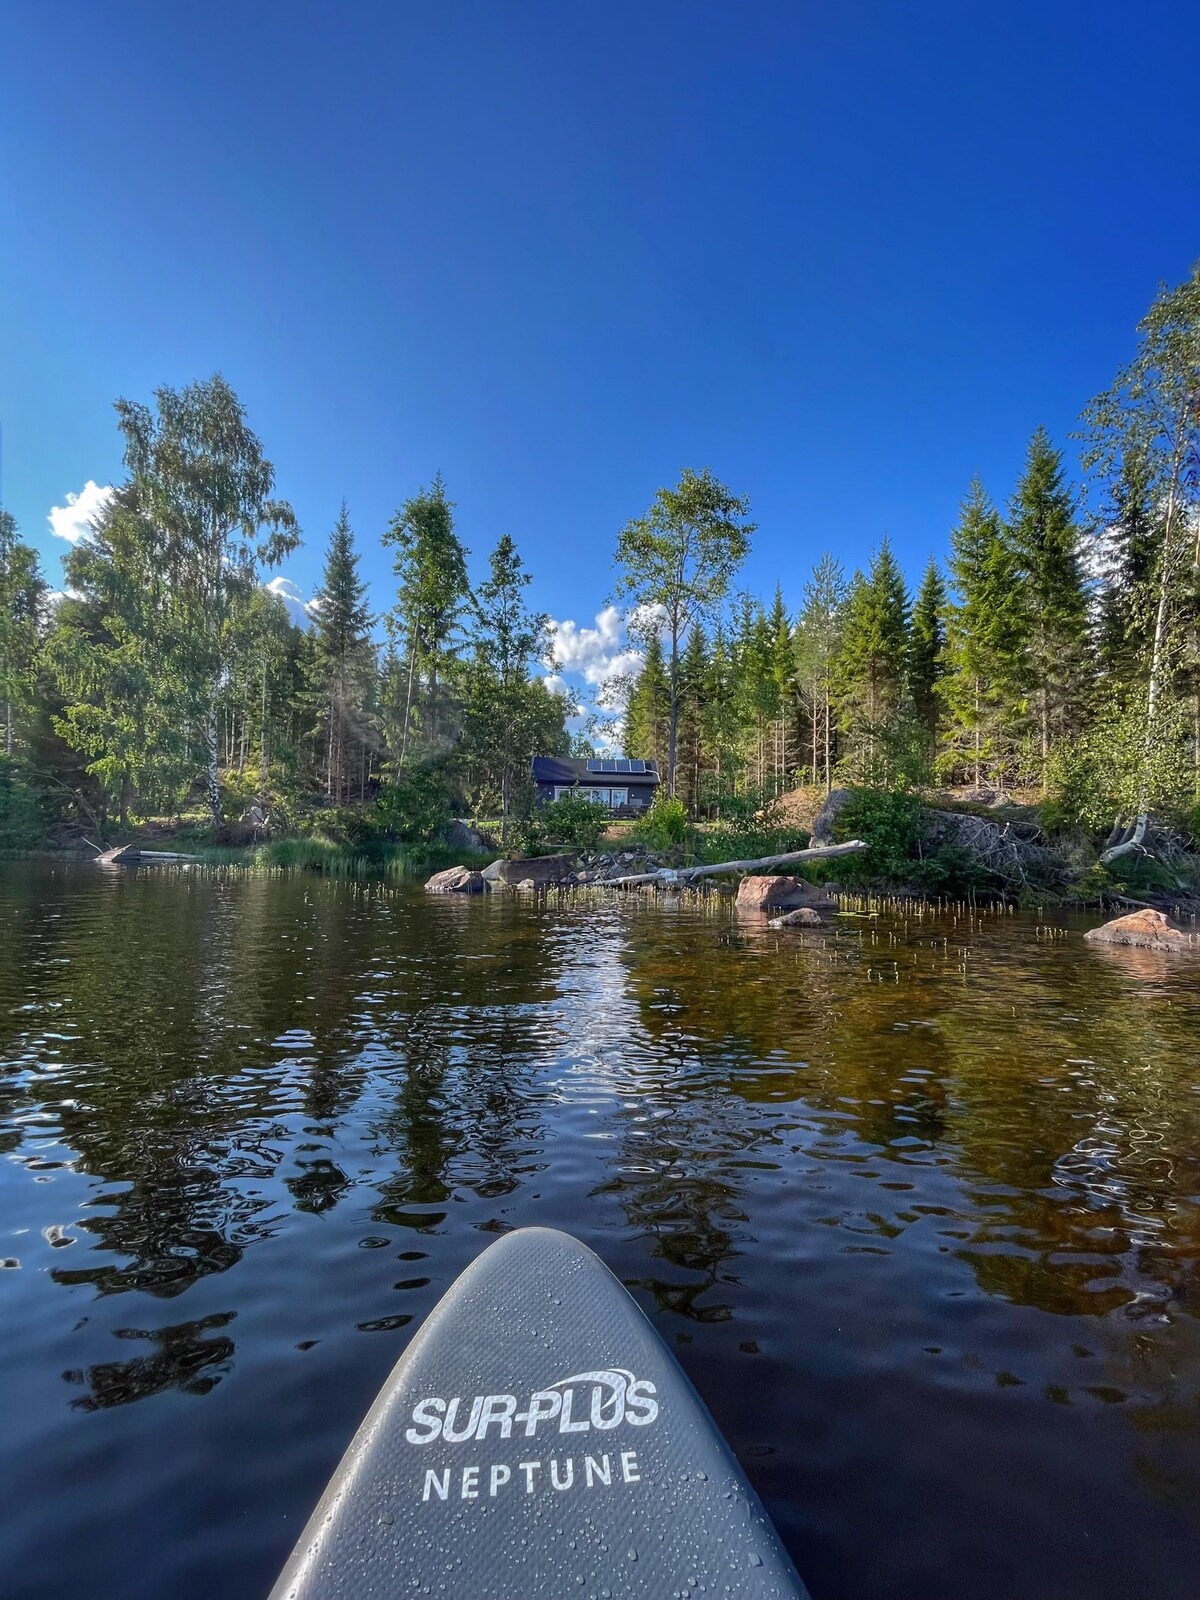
left=830, top=788, right=923, bottom=882
left=1009, top=427, right=1091, bottom=767
left=0, top=755, right=46, bottom=848
left=536, top=789, right=609, bottom=851
left=908, top=558, right=946, bottom=741
left=940, top=477, right=1028, bottom=786
left=632, top=791, right=690, bottom=850
left=381, top=473, right=469, bottom=758
left=1042, top=699, right=1192, bottom=833
left=311, top=503, right=375, bottom=803
left=835, top=539, right=910, bottom=751
left=374, top=762, right=455, bottom=843
left=0, top=509, right=46, bottom=759
left=697, top=782, right=808, bottom=863
left=615, top=467, right=754, bottom=792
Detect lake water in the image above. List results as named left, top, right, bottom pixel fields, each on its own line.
left=2, top=861, right=1199, bottom=1600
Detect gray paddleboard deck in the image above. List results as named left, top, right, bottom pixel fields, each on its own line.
left=270, top=1226, right=809, bottom=1598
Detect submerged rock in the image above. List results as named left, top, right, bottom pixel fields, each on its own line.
left=1084, top=908, right=1196, bottom=953
left=768, top=906, right=826, bottom=928
left=736, top=874, right=836, bottom=913
left=425, top=865, right=487, bottom=894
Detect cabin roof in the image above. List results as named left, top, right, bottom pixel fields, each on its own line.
left=531, top=755, right=660, bottom=786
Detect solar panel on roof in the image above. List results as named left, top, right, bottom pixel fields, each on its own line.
left=629, top=759, right=645, bottom=774
left=586, top=758, right=601, bottom=772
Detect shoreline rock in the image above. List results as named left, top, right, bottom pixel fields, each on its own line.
left=736, top=874, right=837, bottom=914
left=425, top=865, right=487, bottom=894
left=1084, top=908, right=1196, bottom=953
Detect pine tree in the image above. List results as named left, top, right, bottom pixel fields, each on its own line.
left=312, top=503, right=374, bottom=802
left=940, top=479, right=1027, bottom=788
left=1009, top=427, right=1090, bottom=765
left=702, top=619, right=742, bottom=813
left=908, top=557, right=947, bottom=745
left=613, top=468, right=754, bottom=794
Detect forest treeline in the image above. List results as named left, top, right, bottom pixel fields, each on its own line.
left=1, top=264, right=1198, bottom=862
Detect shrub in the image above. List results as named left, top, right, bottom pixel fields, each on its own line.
left=830, top=788, right=922, bottom=882
left=698, top=782, right=807, bottom=863
left=537, top=789, right=609, bottom=851
left=373, top=763, right=454, bottom=844
left=632, top=792, right=690, bottom=850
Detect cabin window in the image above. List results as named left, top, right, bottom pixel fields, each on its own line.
left=552, top=786, right=629, bottom=807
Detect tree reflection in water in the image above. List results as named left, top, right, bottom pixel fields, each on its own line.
left=3, top=866, right=1200, bottom=1600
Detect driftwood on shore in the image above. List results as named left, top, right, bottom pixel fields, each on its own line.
left=96, top=844, right=199, bottom=865
left=602, top=838, right=869, bottom=888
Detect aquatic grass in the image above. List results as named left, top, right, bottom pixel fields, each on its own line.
left=183, top=837, right=495, bottom=881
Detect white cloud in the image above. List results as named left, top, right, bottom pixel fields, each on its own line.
left=541, top=672, right=569, bottom=697
left=48, top=481, right=114, bottom=544
left=546, top=605, right=644, bottom=686
left=264, top=574, right=316, bottom=627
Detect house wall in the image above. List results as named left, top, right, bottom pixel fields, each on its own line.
left=535, top=781, right=658, bottom=810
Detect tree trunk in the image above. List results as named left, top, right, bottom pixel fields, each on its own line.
left=1100, top=432, right=1186, bottom=865
left=204, top=699, right=224, bottom=823
left=401, top=626, right=418, bottom=765
left=667, top=629, right=680, bottom=795
left=260, top=654, right=269, bottom=786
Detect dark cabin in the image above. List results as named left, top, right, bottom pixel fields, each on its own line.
left=531, top=755, right=660, bottom=814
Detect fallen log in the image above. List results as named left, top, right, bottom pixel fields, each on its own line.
left=603, top=839, right=869, bottom=888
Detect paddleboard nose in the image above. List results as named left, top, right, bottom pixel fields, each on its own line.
left=270, top=1226, right=809, bottom=1598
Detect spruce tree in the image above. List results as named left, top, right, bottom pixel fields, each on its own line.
left=908, top=557, right=947, bottom=744
left=767, top=586, right=797, bottom=792
left=835, top=538, right=910, bottom=780
left=0, top=509, right=45, bottom=758
left=675, top=623, right=709, bottom=813
left=940, top=479, right=1026, bottom=788
left=312, top=503, right=374, bottom=802
left=1009, top=427, right=1090, bottom=765
left=1096, top=447, right=1159, bottom=686
left=795, top=553, right=846, bottom=791
left=383, top=473, right=469, bottom=760
left=625, top=630, right=670, bottom=769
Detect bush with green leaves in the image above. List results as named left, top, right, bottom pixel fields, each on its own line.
left=830, top=787, right=923, bottom=881
left=632, top=792, right=690, bottom=850
left=1042, top=700, right=1191, bottom=836
left=698, top=781, right=807, bottom=863
left=536, top=788, right=609, bottom=851
left=373, top=762, right=454, bottom=843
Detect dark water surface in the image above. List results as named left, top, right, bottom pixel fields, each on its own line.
left=2, top=862, right=1200, bottom=1600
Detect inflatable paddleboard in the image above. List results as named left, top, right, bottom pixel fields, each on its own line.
left=270, top=1227, right=809, bottom=1598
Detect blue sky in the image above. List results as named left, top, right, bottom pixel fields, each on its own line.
left=3, top=1, right=1199, bottom=713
